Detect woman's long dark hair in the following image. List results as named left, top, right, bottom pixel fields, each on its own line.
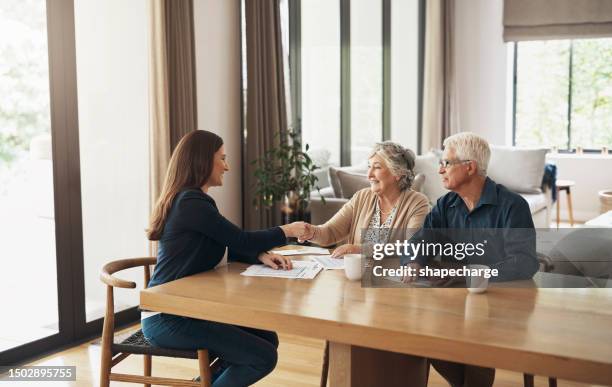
left=147, top=130, right=223, bottom=240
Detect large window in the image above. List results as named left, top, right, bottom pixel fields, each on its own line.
left=0, top=0, right=149, bottom=365
left=300, top=0, right=341, bottom=166
left=288, top=0, right=422, bottom=168
left=74, top=0, right=150, bottom=323
left=513, top=38, right=612, bottom=150
left=350, top=0, right=383, bottom=163
left=0, top=0, right=58, bottom=353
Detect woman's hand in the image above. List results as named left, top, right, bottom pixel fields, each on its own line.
left=297, top=223, right=316, bottom=243
left=280, top=221, right=309, bottom=238
left=258, top=252, right=293, bottom=270
left=330, top=244, right=361, bottom=258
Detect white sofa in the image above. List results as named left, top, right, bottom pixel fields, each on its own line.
left=310, top=146, right=552, bottom=228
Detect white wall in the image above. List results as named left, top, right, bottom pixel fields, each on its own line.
left=193, top=0, right=242, bottom=226
left=546, top=153, right=612, bottom=222
left=454, top=0, right=508, bottom=145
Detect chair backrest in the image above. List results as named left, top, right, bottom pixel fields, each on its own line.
left=100, top=257, right=157, bottom=289
left=99, top=257, right=156, bottom=345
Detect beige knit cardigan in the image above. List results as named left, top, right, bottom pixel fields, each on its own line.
left=311, top=187, right=430, bottom=247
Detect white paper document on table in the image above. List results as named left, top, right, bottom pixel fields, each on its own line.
left=270, top=246, right=330, bottom=256
left=241, top=260, right=323, bottom=279
left=308, top=255, right=344, bottom=270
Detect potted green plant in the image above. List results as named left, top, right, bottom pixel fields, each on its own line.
left=252, top=129, right=324, bottom=223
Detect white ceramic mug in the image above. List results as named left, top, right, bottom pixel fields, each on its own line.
left=344, top=254, right=363, bottom=281
left=467, top=264, right=490, bottom=294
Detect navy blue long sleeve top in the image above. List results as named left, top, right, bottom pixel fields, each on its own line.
left=149, top=189, right=287, bottom=288
left=403, top=177, right=539, bottom=281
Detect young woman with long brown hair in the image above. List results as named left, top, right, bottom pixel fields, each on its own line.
left=142, top=130, right=307, bottom=386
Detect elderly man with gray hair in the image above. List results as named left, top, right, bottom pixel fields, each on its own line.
left=404, top=132, right=538, bottom=387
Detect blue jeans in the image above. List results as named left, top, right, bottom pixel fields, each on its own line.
left=142, top=314, right=278, bottom=387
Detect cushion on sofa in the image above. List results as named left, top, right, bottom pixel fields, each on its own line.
left=328, top=164, right=368, bottom=198
left=312, top=166, right=330, bottom=189
left=328, top=166, right=343, bottom=198
left=414, top=152, right=448, bottom=203
left=488, top=146, right=547, bottom=194
left=412, top=173, right=426, bottom=193
left=336, top=170, right=369, bottom=198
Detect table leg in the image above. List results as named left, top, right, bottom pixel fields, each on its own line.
left=328, top=342, right=427, bottom=387
left=524, top=373, right=535, bottom=387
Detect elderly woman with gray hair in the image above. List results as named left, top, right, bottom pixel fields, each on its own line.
left=300, top=141, right=431, bottom=387
left=300, top=141, right=429, bottom=257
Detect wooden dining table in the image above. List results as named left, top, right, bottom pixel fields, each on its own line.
left=140, top=251, right=612, bottom=386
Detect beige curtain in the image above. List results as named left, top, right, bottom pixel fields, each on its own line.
left=421, top=0, right=459, bottom=152
left=165, top=0, right=198, bottom=149
left=244, top=0, right=288, bottom=230
left=504, top=0, right=612, bottom=42
left=149, top=0, right=171, bottom=211
left=149, top=0, right=198, bottom=204
left=148, top=0, right=198, bottom=253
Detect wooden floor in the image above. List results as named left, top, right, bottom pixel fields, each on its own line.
left=25, top=324, right=606, bottom=387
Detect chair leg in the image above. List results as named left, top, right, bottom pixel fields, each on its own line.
left=99, top=353, right=111, bottom=387
left=523, top=373, right=535, bottom=387
left=549, top=377, right=558, bottom=387
left=100, top=286, right=114, bottom=387
left=99, top=340, right=112, bottom=387
left=198, top=349, right=212, bottom=387
left=556, top=188, right=561, bottom=228
left=320, top=340, right=329, bottom=387
left=144, top=354, right=152, bottom=387
left=566, top=188, right=574, bottom=226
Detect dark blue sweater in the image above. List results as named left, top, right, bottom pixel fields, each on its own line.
left=149, top=189, right=286, bottom=288
left=404, top=177, right=539, bottom=281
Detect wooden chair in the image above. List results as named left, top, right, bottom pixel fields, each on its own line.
left=99, top=257, right=217, bottom=387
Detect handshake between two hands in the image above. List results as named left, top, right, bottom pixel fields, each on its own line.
left=261, top=222, right=361, bottom=270
left=260, top=222, right=360, bottom=270
left=280, top=222, right=361, bottom=258
left=281, top=221, right=316, bottom=243
left=258, top=221, right=316, bottom=271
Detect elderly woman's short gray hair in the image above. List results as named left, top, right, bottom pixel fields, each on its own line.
left=442, top=132, right=491, bottom=176
left=369, top=141, right=416, bottom=191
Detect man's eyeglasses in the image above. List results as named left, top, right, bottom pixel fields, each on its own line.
left=438, top=159, right=472, bottom=169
